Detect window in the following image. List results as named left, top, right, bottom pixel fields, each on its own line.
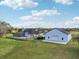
left=62, top=37, right=64, bottom=40
left=48, top=36, right=50, bottom=39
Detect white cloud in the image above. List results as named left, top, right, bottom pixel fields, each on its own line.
left=54, top=0, right=74, bottom=5
left=20, top=15, right=43, bottom=22
left=0, top=0, right=39, bottom=9
left=73, top=16, right=79, bottom=21
left=20, top=10, right=61, bottom=21
left=12, top=24, right=23, bottom=28
left=12, top=22, right=54, bottom=28
left=32, top=9, right=61, bottom=16
left=62, top=16, right=79, bottom=28
left=19, top=9, right=61, bottom=28
left=20, top=9, right=61, bottom=21
left=20, top=9, right=60, bottom=21
left=24, top=22, right=53, bottom=28
left=15, top=16, right=79, bottom=28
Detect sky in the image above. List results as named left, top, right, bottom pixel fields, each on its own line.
left=0, top=0, right=79, bottom=28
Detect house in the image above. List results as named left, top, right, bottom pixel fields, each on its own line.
left=43, top=28, right=72, bottom=44
left=23, top=28, right=45, bottom=37
left=12, top=28, right=40, bottom=39
left=13, top=29, right=33, bottom=39
left=23, top=29, right=33, bottom=38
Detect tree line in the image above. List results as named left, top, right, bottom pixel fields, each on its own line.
left=0, top=20, right=79, bottom=37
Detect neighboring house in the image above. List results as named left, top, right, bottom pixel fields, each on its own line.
left=23, top=29, right=33, bottom=38
left=43, top=28, right=72, bottom=44
left=23, top=29, right=44, bottom=37
left=24, top=29, right=45, bottom=37
left=13, top=29, right=33, bottom=39
left=13, top=28, right=40, bottom=39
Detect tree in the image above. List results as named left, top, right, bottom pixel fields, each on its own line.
left=0, top=21, right=11, bottom=36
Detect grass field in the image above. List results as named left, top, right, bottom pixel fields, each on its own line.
left=0, top=32, right=79, bottom=59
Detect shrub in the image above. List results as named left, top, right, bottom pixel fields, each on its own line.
left=35, top=36, right=45, bottom=40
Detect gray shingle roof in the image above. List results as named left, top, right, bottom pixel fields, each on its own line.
left=53, top=28, right=70, bottom=35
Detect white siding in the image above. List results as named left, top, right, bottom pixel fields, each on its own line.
left=68, top=34, right=72, bottom=42
left=25, top=32, right=32, bottom=38
left=44, top=29, right=71, bottom=44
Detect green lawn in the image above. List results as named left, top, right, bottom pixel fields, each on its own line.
left=0, top=37, right=79, bottom=59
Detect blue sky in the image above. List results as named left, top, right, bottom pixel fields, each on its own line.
left=0, top=0, right=79, bottom=28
